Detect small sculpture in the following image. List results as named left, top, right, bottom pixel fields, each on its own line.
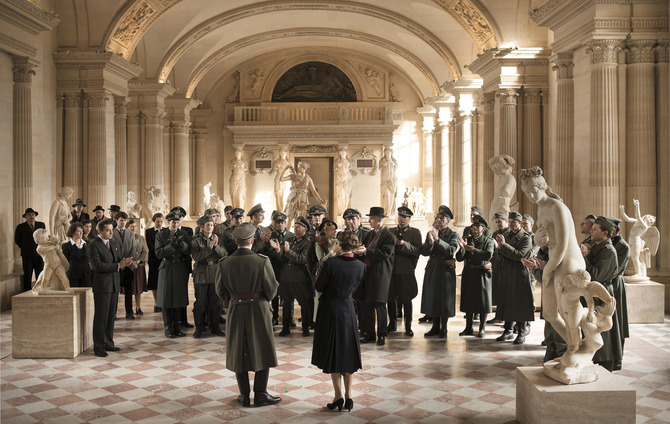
left=379, top=147, right=398, bottom=216
left=361, top=67, right=383, bottom=96
left=620, top=200, right=660, bottom=281
left=49, top=186, right=74, bottom=243
left=227, top=71, right=240, bottom=103
left=281, top=161, right=326, bottom=228
left=210, top=193, right=226, bottom=214
left=130, top=203, right=142, bottom=219
left=333, top=147, right=353, bottom=217
left=488, top=155, right=516, bottom=224
left=32, top=228, right=73, bottom=294
left=272, top=148, right=291, bottom=212
left=401, top=187, right=410, bottom=208
left=203, top=181, right=212, bottom=214
left=520, top=166, right=614, bottom=384
left=229, top=148, right=247, bottom=208
left=389, top=73, right=401, bottom=102
left=246, top=68, right=264, bottom=96
left=154, top=187, right=169, bottom=216
left=145, top=186, right=156, bottom=221
left=126, top=191, right=137, bottom=215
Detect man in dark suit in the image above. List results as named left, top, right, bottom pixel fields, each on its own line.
left=112, top=212, right=137, bottom=319
left=71, top=198, right=90, bottom=223
left=108, top=205, right=121, bottom=227
left=14, top=208, right=46, bottom=292
left=358, top=207, right=395, bottom=346
left=87, top=219, right=133, bottom=357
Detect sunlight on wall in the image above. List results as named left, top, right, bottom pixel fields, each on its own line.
left=394, top=120, right=419, bottom=181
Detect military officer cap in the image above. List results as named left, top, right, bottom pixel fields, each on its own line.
left=197, top=215, right=214, bottom=226
left=294, top=216, right=310, bottom=229
left=230, top=207, right=245, bottom=218
left=318, top=219, right=338, bottom=232
left=23, top=207, right=39, bottom=217
left=366, top=206, right=386, bottom=217
left=208, top=208, right=221, bottom=215
left=170, top=206, right=187, bottom=217
left=109, top=204, right=121, bottom=212
left=397, top=206, right=413, bottom=217
left=224, top=205, right=233, bottom=212
left=232, top=222, right=256, bottom=241
left=609, top=217, right=622, bottom=230
left=72, top=198, right=87, bottom=208
left=437, top=205, right=454, bottom=220
left=247, top=203, right=264, bottom=217
left=342, top=208, right=361, bottom=219
left=273, top=212, right=287, bottom=222
left=522, top=214, right=535, bottom=224
left=166, top=210, right=182, bottom=222
left=471, top=205, right=483, bottom=215
left=472, top=215, right=489, bottom=228
left=584, top=214, right=597, bottom=223
left=308, top=205, right=327, bottom=216
left=92, top=205, right=105, bottom=212
left=494, top=211, right=508, bottom=219
left=595, top=216, right=616, bottom=234
left=508, top=211, right=523, bottom=221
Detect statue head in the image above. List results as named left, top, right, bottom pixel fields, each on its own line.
left=33, top=228, right=49, bottom=245
left=61, top=186, right=74, bottom=199
left=297, top=161, right=310, bottom=172
left=128, top=191, right=136, bottom=201
left=489, top=155, right=514, bottom=175
left=519, top=166, right=547, bottom=203
left=643, top=214, right=656, bottom=226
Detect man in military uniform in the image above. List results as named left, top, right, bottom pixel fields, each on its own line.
left=456, top=215, right=495, bottom=338
left=191, top=215, right=227, bottom=338
left=581, top=216, right=622, bottom=371
left=487, top=211, right=510, bottom=325
left=222, top=205, right=233, bottom=230
left=248, top=203, right=271, bottom=253
left=216, top=223, right=281, bottom=407
left=495, top=211, right=533, bottom=345
left=579, top=214, right=596, bottom=248
left=420, top=205, right=459, bottom=338
left=170, top=206, right=194, bottom=329
left=609, top=216, right=630, bottom=371
left=272, top=215, right=312, bottom=336
left=462, top=206, right=493, bottom=239
left=307, top=205, right=327, bottom=238
left=264, top=212, right=294, bottom=326
left=387, top=206, right=422, bottom=336
left=222, top=208, right=245, bottom=254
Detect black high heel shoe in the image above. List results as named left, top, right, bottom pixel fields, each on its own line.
left=344, top=398, right=354, bottom=412
left=327, top=398, right=344, bottom=411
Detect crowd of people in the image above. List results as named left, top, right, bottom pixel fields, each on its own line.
left=13, top=195, right=631, bottom=408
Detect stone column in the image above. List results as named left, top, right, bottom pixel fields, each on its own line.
left=625, top=40, right=657, bottom=221
left=655, top=41, right=669, bottom=271
left=126, top=112, right=142, bottom=199
left=497, top=88, right=519, bottom=208
left=522, top=88, right=542, bottom=217
left=458, top=112, right=473, bottom=226
left=193, top=126, right=208, bottom=215
left=114, top=96, right=129, bottom=207
left=163, top=121, right=172, bottom=204
left=86, top=93, right=110, bottom=210
left=12, top=57, right=36, bottom=270
left=144, top=113, right=165, bottom=193
left=587, top=40, right=621, bottom=217
left=417, top=106, right=436, bottom=213
left=552, top=52, right=575, bottom=208
left=472, top=108, right=484, bottom=210
left=482, top=92, right=495, bottom=218
left=172, top=123, right=190, bottom=216
left=63, top=94, right=82, bottom=199
left=451, top=113, right=464, bottom=223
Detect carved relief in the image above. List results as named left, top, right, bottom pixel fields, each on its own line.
left=496, top=89, right=518, bottom=106
left=272, top=61, right=356, bottom=102
left=111, top=2, right=156, bottom=46
left=291, top=145, right=337, bottom=153
left=12, top=58, right=36, bottom=84
left=552, top=52, right=574, bottom=79
left=451, top=0, right=495, bottom=48
left=249, top=146, right=274, bottom=175
left=227, top=71, right=240, bottom=103
left=388, top=73, right=401, bottom=102
left=359, top=65, right=383, bottom=97
left=656, top=41, right=669, bottom=63
left=586, top=40, right=621, bottom=65
left=246, top=68, right=265, bottom=97
left=350, top=146, right=378, bottom=176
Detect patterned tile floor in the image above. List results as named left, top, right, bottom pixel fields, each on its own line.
left=2, top=290, right=669, bottom=423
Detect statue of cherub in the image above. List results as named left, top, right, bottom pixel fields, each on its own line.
left=620, top=199, right=660, bottom=280
left=32, top=228, right=73, bottom=294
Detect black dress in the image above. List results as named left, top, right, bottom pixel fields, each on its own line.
left=145, top=228, right=161, bottom=290
left=311, top=255, right=365, bottom=374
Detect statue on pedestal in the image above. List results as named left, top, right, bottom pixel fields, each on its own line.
left=272, top=148, right=291, bottom=212
left=620, top=200, right=660, bottom=281
left=126, top=191, right=137, bottom=215
left=32, top=228, right=73, bottom=294
left=520, top=166, right=615, bottom=385
left=281, top=161, right=326, bottom=228
left=229, top=148, right=247, bottom=208
left=488, top=155, right=516, bottom=224
left=49, top=186, right=74, bottom=243
left=379, top=147, right=398, bottom=216
left=203, top=181, right=212, bottom=214
left=333, top=147, right=353, bottom=217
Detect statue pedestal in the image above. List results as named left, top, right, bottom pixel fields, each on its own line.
left=625, top=280, right=665, bottom=323
left=12, top=288, right=94, bottom=358
left=516, top=366, right=635, bottom=424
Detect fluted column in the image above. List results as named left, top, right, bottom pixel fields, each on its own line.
left=417, top=106, right=436, bottom=213
left=458, top=112, right=473, bottom=226
left=163, top=122, right=172, bottom=203
left=522, top=88, right=542, bottom=217
left=194, top=126, right=208, bottom=215
left=114, top=96, right=129, bottom=206
left=63, top=94, right=82, bottom=199
left=626, top=40, right=657, bottom=222
left=482, top=93, right=495, bottom=218
left=587, top=40, right=621, bottom=217
left=497, top=88, right=519, bottom=208
left=472, top=108, right=484, bottom=210
left=451, top=113, right=464, bottom=223
left=126, top=112, right=141, bottom=198
left=655, top=41, right=669, bottom=270
left=552, top=52, right=575, bottom=207
left=86, top=93, right=110, bottom=210
left=144, top=113, right=165, bottom=192
left=173, top=122, right=190, bottom=216
left=12, top=57, right=36, bottom=270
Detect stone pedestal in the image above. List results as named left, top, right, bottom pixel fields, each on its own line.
left=12, top=288, right=94, bottom=358
left=624, top=280, right=665, bottom=323
left=516, top=366, right=635, bottom=424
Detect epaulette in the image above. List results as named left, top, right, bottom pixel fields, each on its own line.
left=257, top=253, right=269, bottom=259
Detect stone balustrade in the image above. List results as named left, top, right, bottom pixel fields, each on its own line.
left=234, top=103, right=393, bottom=125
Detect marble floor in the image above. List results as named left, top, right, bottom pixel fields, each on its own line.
left=1, top=292, right=669, bottom=424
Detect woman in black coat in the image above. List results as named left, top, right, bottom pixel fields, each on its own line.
left=145, top=213, right=164, bottom=312
left=61, top=222, right=91, bottom=287
left=311, top=231, right=365, bottom=413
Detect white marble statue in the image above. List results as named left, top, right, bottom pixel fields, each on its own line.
left=246, top=68, right=264, bottom=96
left=210, top=193, right=225, bottom=214
left=49, top=186, right=73, bottom=243
left=145, top=186, right=156, bottom=221
left=401, top=187, right=410, bottom=208
left=130, top=203, right=142, bottom=219
left=229, top=149, right=247, bottom=208
left=203, top=181, right=212, bottom=213
left=272, top=148, right=291, bottom=212
left=620, top=200, right=660, bottom=281
left=414, top=188, right=426, bottom=217
left=334, top=147, right=353, bottom=217
left=154, top=187, right=169, bottom=216
left=126, top=191, right=137, bottom=215
left=281, top=161, right=326, bottom=228
left=379, top=147, right=398, bottom=216
left=520, top=166, right=615, bottom=385
left=32, top=228, right=73, bottom=294
left=488, top=155, right=516, bottom=224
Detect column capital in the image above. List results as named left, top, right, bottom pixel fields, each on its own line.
left=114, top=96, right=130, bottom=114
left=496, top=89, right=518, bottom=106
left=626, top=39, right=656, bottom=64
left=523, top=88, right=542, bottom=104
left=483, top=92, right=495, bottom=111
left=63, top=93, right=82, bottom=108
left=655, top=41, right=669, bottom=63
left=586, top=40, right=622, bottom=65
left=551, top=51, right=574, bottom=79
left=12, top=57, right=36, bottom=84
left=87, top=92, right=110, bottom=108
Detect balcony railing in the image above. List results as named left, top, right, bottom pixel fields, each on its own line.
left=233, top=103, right=393, bottom=125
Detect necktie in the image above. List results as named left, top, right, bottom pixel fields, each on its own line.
left=106, top=241, right=110, bottom=250
left=29, top=223, right=34, bottom=231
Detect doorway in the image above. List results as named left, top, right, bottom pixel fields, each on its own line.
left=295, top=156, right=333, bottom=214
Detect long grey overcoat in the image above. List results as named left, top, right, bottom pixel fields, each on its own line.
left=155, top=229, right=191, bottom=308
left=420, top=227, right=459, bottom=318
left=496, top=228, right=534, bottom=322
left=456, top=234, right=494, bottom=314
left=611, top=235, right=630, bottom=341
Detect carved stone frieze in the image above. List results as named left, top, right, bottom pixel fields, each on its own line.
left=450, top=0, right=495, bottom=49
left=111, top=2, right=156, bottom=46
left=552, top=52, right=574, bottom=79
left=350, top=146, right=378, bottom=175
left=0, top=0, right=59, bottom=35
left=586, top=40, right=622, bottom=65
left=626, top=40, right=656, bottom=64
left=12, top=57, right=36, bottom=84
left=291, top=145, right=337, bottom=153
left=248, top=146, right=274, bottom=175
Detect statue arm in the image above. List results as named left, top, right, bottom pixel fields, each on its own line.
left=307, top=177, right=324, bottom=203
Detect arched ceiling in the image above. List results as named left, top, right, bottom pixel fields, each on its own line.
left=53, top=0, right=508, bottom=102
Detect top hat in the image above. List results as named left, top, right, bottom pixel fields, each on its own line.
left=93, top=205, right=105, bottom=213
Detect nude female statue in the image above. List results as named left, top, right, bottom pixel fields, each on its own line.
left=379, top=147, right=398, bottom=215
left=272, top=148, right=291, bottom=212
left=620, top=200, right=660, bottom=280
left=333, top=147, right=353, bottom=217
left=488, top=155, right=516, bottom=224
left=281, top=161, right=325, bottom=228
